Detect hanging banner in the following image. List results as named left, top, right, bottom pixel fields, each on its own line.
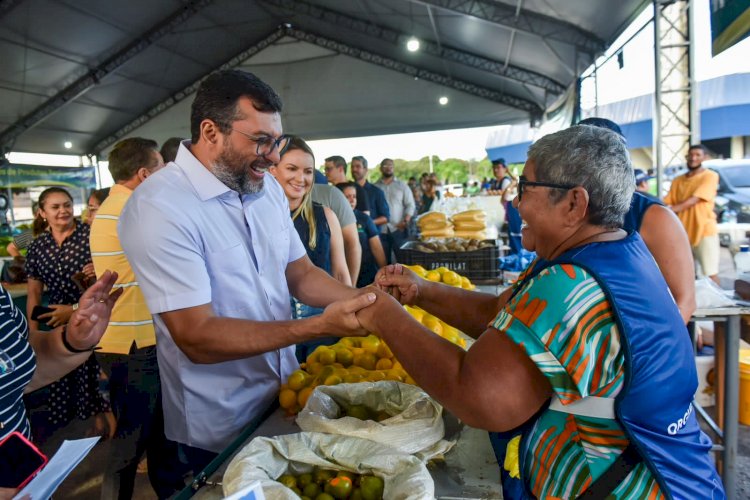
left=711, top=0, right=750, bottom=56
left=0, top=164, right=96, bottom=189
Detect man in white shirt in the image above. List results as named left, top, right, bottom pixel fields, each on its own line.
left=374, top=158, right=416, bottom=263
left=119, top=70, right=375, bottom=475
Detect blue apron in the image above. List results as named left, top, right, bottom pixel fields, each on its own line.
left=514, top=232, right=723, bottom=499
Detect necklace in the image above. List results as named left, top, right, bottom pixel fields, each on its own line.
left=548, top=227, right=623, bottom=260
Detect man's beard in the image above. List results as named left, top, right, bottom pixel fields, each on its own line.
left=381, top=171, right=394, bottom=179
left=212, top=144, right=272, bottom=194
left=687, top=162, right=701, bottom=170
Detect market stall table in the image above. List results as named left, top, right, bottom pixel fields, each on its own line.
left=692, top=305, right=750, bottom=500
left=178, top=404, right=503, bottom=499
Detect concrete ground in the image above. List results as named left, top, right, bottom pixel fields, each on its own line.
left=37, top=248, right=750, bottom=499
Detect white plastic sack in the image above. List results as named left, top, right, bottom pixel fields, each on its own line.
left=222, top=432, right=434, bottom=499
left=296, top=381, right=453, bottom=458
left=695, top=277, right=736, bottom=309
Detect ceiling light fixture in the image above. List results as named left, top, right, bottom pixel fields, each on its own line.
left=439, top=96, right=449, bottom=105
left=406, top=37, right=420, bottom=52
left=63, top=141, right=73, bottom=149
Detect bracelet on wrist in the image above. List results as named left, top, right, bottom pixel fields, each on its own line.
left=60, top=326, right=98, bottom=354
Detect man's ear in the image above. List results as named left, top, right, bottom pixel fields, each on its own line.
left=137, top=167, right=150, bottom=182
left=201, top=119, right=221, bottom=145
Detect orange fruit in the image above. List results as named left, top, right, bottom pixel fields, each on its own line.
left=354, top=352, right=378, bottom=370
left=360, top=335, right=381, bottom=354
left=359, top=475, right=384, bottom=500
left=338, top=337, right=357, bottom=348
left=323, top=374, right=343, bottom=386
left=318, top=348, right=337, bottom=365
left=442, top=270, right=460, bottom=286
left=335, top=347, right=354, bottom=367
left=279, top=388, right=297, bottom=410
left=404, top=306, right=424, bottom=322
left=287, top=370, right=309, bottom=391
left=375, top=358, right=393, bottom=370
left=307, top=362, right=324, bottom=376
left=425, top=270, right=441, bottom=282
left=326, top=476, right=353, bottom=499
left=297, top=386, right=314, bottom=408
left=343, top=373, right=363, bottom=383
left=435, top=266, right=450, bottom=276
left=409, top=264, right=427, bottom=277
left=422, top=315, right=443, bottom=336
left=365, top=370, right=386, bottom=382
left=278, top=473, right=297, bottom=488
left=376, top=342, right=393, bottom=359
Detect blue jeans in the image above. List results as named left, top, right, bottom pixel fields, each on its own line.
left=291, top=297, right=336, bottom=363
left=97, top=347, right=185, bottom=499
left=177, top=443, right=219, bottom=481
left=380, top=229, right=409, bottom=264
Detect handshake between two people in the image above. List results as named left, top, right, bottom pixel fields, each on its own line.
left=323, top=264, right=423, bottom=338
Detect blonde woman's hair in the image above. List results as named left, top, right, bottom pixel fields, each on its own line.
left=284, top=136, right=318, bottom=249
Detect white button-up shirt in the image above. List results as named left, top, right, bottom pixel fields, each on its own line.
left=119, top=142, right=305, bottom=452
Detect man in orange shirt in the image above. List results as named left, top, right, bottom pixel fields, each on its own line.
left=664, top=145, right=720, bottom=283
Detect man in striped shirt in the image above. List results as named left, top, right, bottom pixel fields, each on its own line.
left=90, top=138, right=182, bottom=499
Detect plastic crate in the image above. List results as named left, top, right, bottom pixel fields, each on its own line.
left=395, top=240, right=502, bottom=283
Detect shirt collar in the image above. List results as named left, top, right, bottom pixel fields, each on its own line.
left=175, top=141, right=232, bottom=201
left=109, top=183, right=132, bottom=196
left=174, top=141, right=268, bottom=202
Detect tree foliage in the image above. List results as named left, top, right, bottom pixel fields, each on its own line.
left=355, top=156, right=495, bottom=185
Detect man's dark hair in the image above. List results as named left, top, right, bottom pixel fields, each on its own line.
left=578, top=117, right=624, bottom=137
left=325, top=155, right=348, bottom=173
left=89, top=187, right=110, bottom=205
left=351, top=155, right=368, bottom=168
left=380, top=158, right=393, bottom=167
left=160, top=137, right=184, bottom=163
left=688, top=144, right=709, bottom=154
left=336, top=181, right=358, bottom=194
left=190, top=69, right=283, bottom=143
left=108, top=137, right=160, bottom=182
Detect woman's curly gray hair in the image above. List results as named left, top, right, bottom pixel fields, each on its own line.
left=527, top=125, right=634, bottom=228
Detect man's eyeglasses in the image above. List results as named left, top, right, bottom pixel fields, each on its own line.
left=232, top=129, right=290, bottom=156
left=517, top=176, right=576, bottom=201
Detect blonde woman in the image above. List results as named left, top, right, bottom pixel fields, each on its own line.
left=270, top=136, right=350, bottom=358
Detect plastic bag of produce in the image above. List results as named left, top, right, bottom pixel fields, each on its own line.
left=222, top=432, right=434, bottom=499
left=296, top=381, right=453, bottom=458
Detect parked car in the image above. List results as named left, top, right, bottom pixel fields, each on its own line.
left=704, top=159, right=750, bottom=245
left=705, top=159, right=750, bottom=222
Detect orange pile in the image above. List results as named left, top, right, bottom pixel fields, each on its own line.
left=279, top=308, right=468, bottom=414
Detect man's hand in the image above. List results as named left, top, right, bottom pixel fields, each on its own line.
left=40, top=304, right=75, bottom=328
left=0, top=487, right=19, bottom=500
left=375, top=264, right=424, bottom=305
left=82, top=262, right=96, bottom=280
left=65, top=270, right=123, bottom=351
left=318, top=291, right=377, bottom=337
left=355, top=287, right=406, bottom=334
